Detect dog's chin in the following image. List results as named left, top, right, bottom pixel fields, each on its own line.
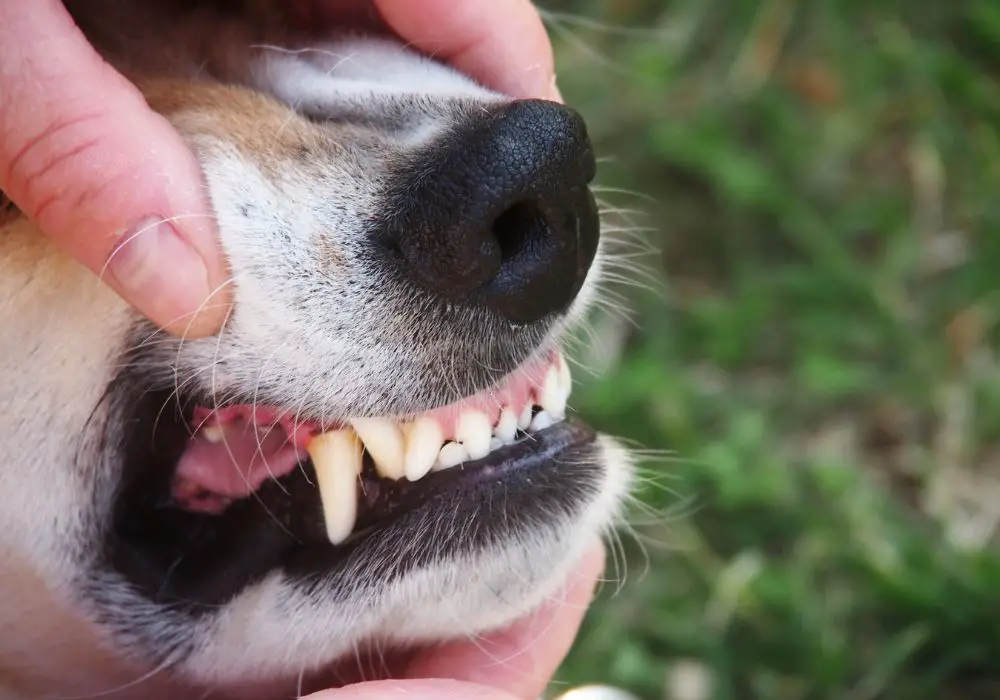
left=97, top=338, right=626, bottom=684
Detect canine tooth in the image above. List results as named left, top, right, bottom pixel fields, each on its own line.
left=540, top=365, right=567, bottom=420
left=529, top=410, right=554, bottom=432
left=435, top=442, right=469, bottom=470
left=494, top=408, right=518, bottom=444
left=456, top=410, right=492, bottom=460
left=517, top=404, right=533, bottom=431
left=404, top=417, right=443, bottom=481
left=489, top=436, right=504, bottom=452
left=306, top=429, right=362, bottom=545
left=351, top=418, right=405, bottom=480
left=202, top=425, right=225, bottom=444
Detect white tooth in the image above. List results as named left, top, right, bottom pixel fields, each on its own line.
left=456, top=410, right=492, bottom=460
left=351, top=418, right=405, bottom=481
left=306, top=429, right=363, bottom=545
left=202, top=425, right=225, bottom=444
left=489, top=436, right=504, bottom=451
left=435, top=442, right=469, bottom=470
left=529, top=410, right=554, bottom=432
left=540, top=365, right=567, bottom=420
left=494, top=408, right=518, bottom=444
left=517, top=404, right=533, bottom=430
left=404, top=417, right=443, bottom=481
left=557, top=352, right=572, bottom=394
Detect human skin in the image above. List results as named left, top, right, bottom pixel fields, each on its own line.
left=310, top=542, right=606, bottom=699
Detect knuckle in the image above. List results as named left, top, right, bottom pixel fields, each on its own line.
left=1, top=110, right=108, bottom=223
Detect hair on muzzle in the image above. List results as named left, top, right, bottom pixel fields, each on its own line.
left=378, top=99, right=600, bottom=324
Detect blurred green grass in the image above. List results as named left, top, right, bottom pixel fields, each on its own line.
left=542, top=1, right=1000, bottom=698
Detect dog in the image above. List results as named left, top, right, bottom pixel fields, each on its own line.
left=0, top=1, right=634, bottom=697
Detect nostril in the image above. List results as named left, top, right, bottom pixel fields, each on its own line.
left=493, top=201, right=547, bottom=266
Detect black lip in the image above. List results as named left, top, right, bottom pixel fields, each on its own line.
left=107, top=384, right=598, bottom=611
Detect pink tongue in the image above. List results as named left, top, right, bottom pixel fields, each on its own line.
left=173, top=420, right=305, bottom=510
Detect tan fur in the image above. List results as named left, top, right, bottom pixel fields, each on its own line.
left=138, top=79, right=329, bottom=164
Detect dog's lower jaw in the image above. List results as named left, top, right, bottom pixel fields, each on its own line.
left=171, top=434, right=632, bottom=689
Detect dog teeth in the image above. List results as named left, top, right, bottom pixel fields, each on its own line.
left=306, top=428, right=363, bottom=545
left=435, top=442, right=469, bottom=470
left=301, top=353, right=575, bottom=544
left=456, top=410, right=493, bottom=460
left=517, top=404, right=533, bottom=431
left=540, top=365, right=567, bottom=420
left=530, top=410, right=554, bottom=432
left=351, top=418, right=405, bottom=480
left=201, top=424, right=225, bottom=444
left=557, top=352, right=572, bottom=393
left=404, top=417, right=443, bottom=481
left=494, top=408, right=518, bottom=444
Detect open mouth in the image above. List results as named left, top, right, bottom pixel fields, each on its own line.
left=109, top=350, right=597, bottom=609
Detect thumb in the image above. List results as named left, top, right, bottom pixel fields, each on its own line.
left=0, top=0, right=230, bottom=337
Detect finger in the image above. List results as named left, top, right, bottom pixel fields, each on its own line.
left=371, top=0, right=559, bottom=100
left=404, top=540, right=606, bottom=699
left=0, top=0, right=230, bottom=337
left=306, top=678, right=518, bottom=700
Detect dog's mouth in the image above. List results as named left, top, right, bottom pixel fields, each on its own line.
left=109, top=349, right=597, bottom=609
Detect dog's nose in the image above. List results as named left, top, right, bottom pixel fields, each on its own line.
left=380, top=99, right=600, bottom=323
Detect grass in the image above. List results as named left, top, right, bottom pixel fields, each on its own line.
left=538, top=1, right=1000, bottom=698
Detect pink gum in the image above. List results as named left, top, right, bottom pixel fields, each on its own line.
left=191, top=350, right=558, bottom=447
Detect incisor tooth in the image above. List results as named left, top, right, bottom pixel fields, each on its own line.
left=517, top=404, right=533, bottom=431
left=557, top=352, right=572, bottom=393
left=435, top=442, right=468, bottom=470
left=530, top=410, right=554, bottom=432
left=351, top=418, right=405, bottom=480
left=404, top=417, right=442, bottom=481
left=489, top=436, right=504, bottom=451
left=494, top=408, right=518, bottom=444
left=306, top=429, right=362, bottom=545
left=202, top=425, right=225, bottom=444
left=456, top=410, right=492, bottom=460
left=540, top=365, right=567, bottom=420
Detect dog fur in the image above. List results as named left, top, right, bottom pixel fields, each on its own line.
left=0, top=1, right=633, bottom=697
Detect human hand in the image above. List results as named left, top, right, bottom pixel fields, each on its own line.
left=305, top=541, right=605, bottom=700
left=0, top=0, right=558, bottom=338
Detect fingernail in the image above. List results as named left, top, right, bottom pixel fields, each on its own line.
left=106, top=218, right=214, bottom=330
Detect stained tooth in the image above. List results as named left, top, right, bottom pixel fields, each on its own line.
left=202, top=425, right=225, bottom=444
left=306, top=429, right=363, bottom=545
left=494, top=408, right=518, bottom=444
left=435, top=442, right=469, bottom=470
left=351, top=418, right=405, bottom=480
left=489, top=436, right=504, bottom=452
left=557, top=352, right=572, bottom=394
left=540, top=365, right=567, bottom=420
left=404, top=417, right=443, bottom=481
left=529, top=410, right=554, bottom=432
left=456, top=410, right=492, bottom=460
left=517, top=404, right=533, bottom=431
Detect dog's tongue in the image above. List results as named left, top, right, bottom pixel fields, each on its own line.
left=172, top=418, right=307, bottom=513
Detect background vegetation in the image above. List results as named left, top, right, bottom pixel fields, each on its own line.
left=543, top=1, right=1000, bottom=698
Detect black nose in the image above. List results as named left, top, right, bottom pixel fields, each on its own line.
left=378, top=99, right=600, bottom=324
